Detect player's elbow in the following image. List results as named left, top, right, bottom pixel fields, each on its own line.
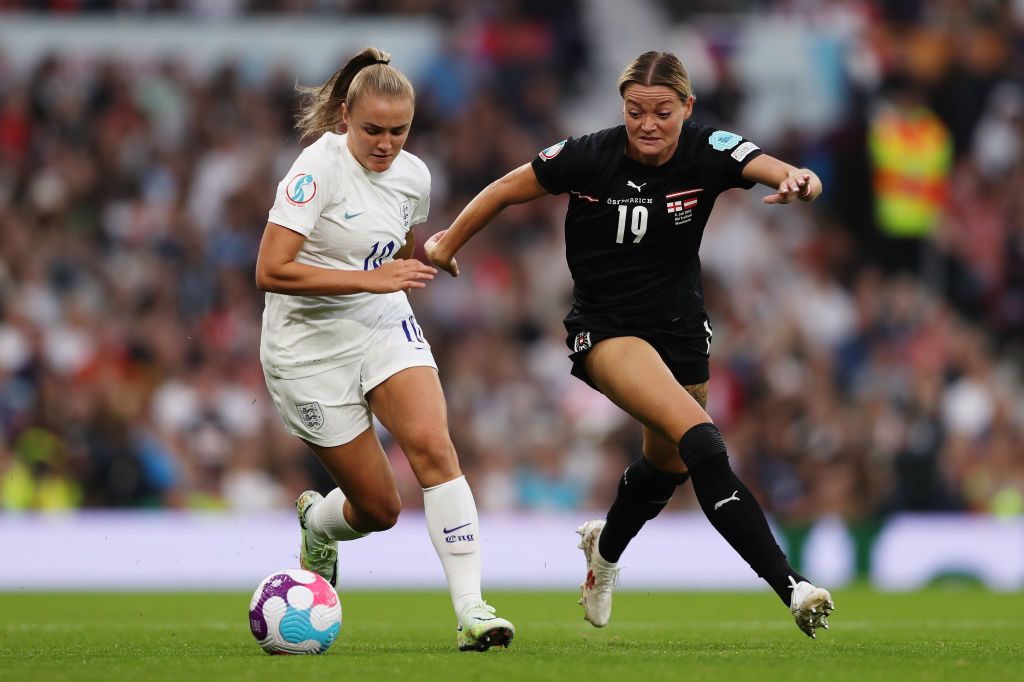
left=254, top=262, right=280, bottom=292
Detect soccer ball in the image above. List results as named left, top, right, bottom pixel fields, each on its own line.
left=249, top=569, right=342, bottom=655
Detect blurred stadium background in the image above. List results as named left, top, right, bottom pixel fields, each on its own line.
left=1, top=0, right=1022, bottom=593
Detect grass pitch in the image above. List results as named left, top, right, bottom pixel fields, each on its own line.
left=1, top=587, right=1021, bottom=681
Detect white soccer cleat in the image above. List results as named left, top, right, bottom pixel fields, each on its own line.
left=576, top=520, right=620, bottom=628
left=789, top=576, right=834, bottom=638
left=296, top=490, right=339, bottom=587
left=456, top=601, right=515, bottom=652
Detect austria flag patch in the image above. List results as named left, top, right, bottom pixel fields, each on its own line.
left=665, top=188, right=702, bottom=224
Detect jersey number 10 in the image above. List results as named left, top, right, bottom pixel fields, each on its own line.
left=364, top=240, right=396, bottom=270
left=615, top=205, right=648, bottom=244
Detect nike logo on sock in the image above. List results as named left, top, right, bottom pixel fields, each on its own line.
left=443, top=522, right=472, bottom=535
left=714, top=490, right=740, bottom=510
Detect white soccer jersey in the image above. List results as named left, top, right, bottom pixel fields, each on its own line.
left=261, top=132, right=431, bottom=379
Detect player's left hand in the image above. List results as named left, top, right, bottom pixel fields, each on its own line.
left=763, top=170, right=821, bottom=204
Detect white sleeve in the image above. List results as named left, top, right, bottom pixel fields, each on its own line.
left=410, top=166, right=430, bottom=226
left=267, top=144, right=333, bottom=236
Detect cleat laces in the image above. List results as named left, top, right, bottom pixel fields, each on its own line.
left=591, top=562, right=620, bottom=595
left=463, top=600, right=497, bottom=621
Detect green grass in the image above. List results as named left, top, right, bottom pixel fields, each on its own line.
left=1, top=588, right=1022, bottom=681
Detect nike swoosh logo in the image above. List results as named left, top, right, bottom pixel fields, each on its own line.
left=344, top=210, right=364, bottom=219
left=443, top=523, right=472, bottom=535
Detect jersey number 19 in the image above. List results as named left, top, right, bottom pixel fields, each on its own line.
left=615, top=205, right=648, bottom=244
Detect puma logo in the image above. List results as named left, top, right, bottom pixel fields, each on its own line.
left=627, top=180, right=647, bottom=193
left=714, top=490, right=740, bottom=510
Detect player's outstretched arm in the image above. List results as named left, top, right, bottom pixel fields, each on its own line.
left=742, top=154, right=822, bottom=205
left=256, top=222, right=436, bottom=295
left=425, top=163, right=548, bottom=276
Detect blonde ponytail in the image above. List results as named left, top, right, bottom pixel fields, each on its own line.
left=295, top=46, right=415, bottom=140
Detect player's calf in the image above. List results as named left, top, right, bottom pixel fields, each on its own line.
left=599, top=457, right=689, bottom=563
left=680, top=423, right=834, bottom=635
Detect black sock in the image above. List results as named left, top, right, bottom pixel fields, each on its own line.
left=598, top=457, right=690, bottom=563
left=680, top=423, right=806, bottom=605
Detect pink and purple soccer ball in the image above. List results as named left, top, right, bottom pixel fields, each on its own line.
left=249, top=569, right=342, bottom=654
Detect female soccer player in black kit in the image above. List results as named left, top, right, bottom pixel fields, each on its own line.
left=425, top=51, right=834, bottom=638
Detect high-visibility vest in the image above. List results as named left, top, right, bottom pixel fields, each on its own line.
left=868, top=105, right=952, bottom=237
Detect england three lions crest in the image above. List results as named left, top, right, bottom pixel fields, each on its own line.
left=296, top=402, right=324, bottom=431
left=400, top=199, right=412, bottom=229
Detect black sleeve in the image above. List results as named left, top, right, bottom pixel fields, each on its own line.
left=691, top=123, right=764, bottom=191
left=530, top=136, right=588, bottom=196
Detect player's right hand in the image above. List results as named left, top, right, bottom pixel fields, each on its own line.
left=763, top=170, right=821, bottom=204
left=424, top=230, right=460, bottom=277
left=365, top=259, right=437, bottom=293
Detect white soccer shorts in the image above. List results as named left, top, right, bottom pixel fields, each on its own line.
left=263, top=316, right=437, bottom=447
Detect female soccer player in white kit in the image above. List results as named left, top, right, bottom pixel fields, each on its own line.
left=255, top=47, right=514, bottom=652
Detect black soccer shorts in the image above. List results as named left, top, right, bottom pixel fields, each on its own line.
left=563, top=306, right=712, bottom=390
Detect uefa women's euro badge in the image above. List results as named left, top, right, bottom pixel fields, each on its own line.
left=286, top=173, right=317, bottom=206
left=708, top=130, right=741, bottom=151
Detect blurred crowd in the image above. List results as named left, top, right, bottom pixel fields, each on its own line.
left=1, top=1, right=1022, bottom=530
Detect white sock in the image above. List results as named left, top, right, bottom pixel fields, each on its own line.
left=308, top=488, right=367, bottom=541
left=423, top=475, right=483, bottom=618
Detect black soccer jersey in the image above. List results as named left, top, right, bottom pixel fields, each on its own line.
left=531, top=121, right=762, bottom=321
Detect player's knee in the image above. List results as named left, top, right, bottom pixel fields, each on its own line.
left=403, top=430, right=459, bottom=477
left=365, top=502, right=401, bottom=531
left=376, top=509, right=401, bottom=532
left=677, top=422, right=727, bottom=470
left=642, top=437, right=687, bottom=473
left=353, top=495, right=401, bottom=531
left=617, top=457, right=687, bottom=508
